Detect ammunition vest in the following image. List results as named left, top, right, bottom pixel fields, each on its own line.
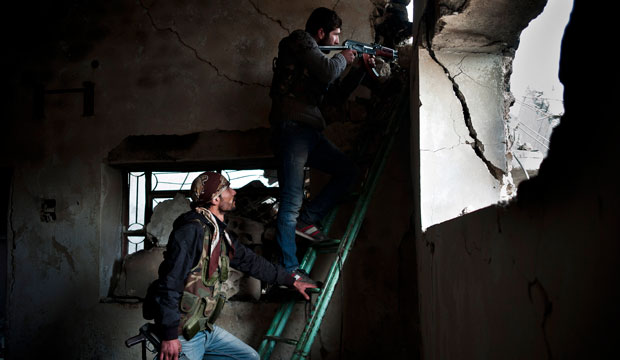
left=270, top=56, right=311, bottom=103
left=177, top=214, right=232, bottom=340
left=270, top=30, right=328, bottom=106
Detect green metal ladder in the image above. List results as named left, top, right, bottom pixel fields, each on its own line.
left=258, top=86, right=409, bottom=360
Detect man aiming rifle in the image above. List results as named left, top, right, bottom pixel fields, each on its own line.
left=318, top=39, right=398, bottom=78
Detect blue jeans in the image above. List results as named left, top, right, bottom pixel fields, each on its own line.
left=273, top=121, right=358, bottom=271
left=175, top=326, right=259, bottom=360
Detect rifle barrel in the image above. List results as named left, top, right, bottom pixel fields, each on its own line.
left=318, top=46, right=349, bottom=51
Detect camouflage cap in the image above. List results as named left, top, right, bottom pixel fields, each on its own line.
left=190, top=172, right=230, bottom=205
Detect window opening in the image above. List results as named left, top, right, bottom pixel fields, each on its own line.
left=126, top=172, right=146, bottom=254
left=508, top=0, right=573, bottom=186
left=407, top=2, right=413, bottom=23
left=123, top=169, right=281, bottom=256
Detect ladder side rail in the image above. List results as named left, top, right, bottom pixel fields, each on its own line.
left=258, top=247, right=318, bottom=358
left=291, top=91, right=409, bottom=359
left=259, top=86, right=408, bottom=359
left=260, top=302, right=295, bottom=359
left=260, top=205, right=341, bottom=358
left=258, top=209, right=338, bottom=359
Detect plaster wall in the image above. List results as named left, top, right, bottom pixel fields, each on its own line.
left=416, top=163, right=619, bottom=358
left=419, top=49, right=508, bottom=230
left=2, top=0, right=412, bottom=359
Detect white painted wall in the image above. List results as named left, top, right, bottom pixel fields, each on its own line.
left=419, top=49, right=508, bottom=230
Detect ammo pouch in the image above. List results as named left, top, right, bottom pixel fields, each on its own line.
left=203, top=255, right=230, bottom=286
left=180, top=291, right=227, bottom=340
left=179, top=215, right=233, bottom=341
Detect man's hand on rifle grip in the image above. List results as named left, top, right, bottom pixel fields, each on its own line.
left=340, top=49, right=357, bottom=64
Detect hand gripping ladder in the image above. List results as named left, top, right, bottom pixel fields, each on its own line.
left=258, top=85, right=410, bottom=360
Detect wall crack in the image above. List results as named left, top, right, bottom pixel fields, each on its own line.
left=528, top=278, right=554, bottom=359
left=453, top=55, right=495, bottom=90
left=139, top=0, right=268, bottom=88
left=421, top=143, right=465, bottom=153
left=510, top=258, right=553, bottom=359
left=247, top=0, right=290, bottom=34
left=52, top=236, right=76, bottom=272
left=425, top=46, right=504, bottom=181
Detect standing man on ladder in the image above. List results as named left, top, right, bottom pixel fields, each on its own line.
left=147, top=172, right=318, bottom=360
left=269, top=7, right=370, bottom=280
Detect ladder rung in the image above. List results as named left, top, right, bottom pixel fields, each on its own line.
left=263, top=336, right=298, bottom=346
left=315, top=247, right=339, bottom=254
left=311, top=239, right=341, bottom=248
left=306, top=287, right=321, bottom=294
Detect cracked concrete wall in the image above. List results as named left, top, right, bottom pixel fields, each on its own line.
left=1, top=0, right=386, bottom=358
left=417, top=170, right=619, bottom=359
left=419, top=48, right=509, bottom=229
left=416, top=0, right=548, bottom=230
left=414, top=0, right=619, bottom=358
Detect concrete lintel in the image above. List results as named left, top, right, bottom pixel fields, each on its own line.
left=107, top=128, right=276, bottom=169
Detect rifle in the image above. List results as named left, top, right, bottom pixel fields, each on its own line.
left=319, top=40, right=398, bottom=78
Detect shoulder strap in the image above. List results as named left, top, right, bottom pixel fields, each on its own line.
left=189, top=219, right=213, bottom=270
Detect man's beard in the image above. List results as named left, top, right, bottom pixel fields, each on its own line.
left=219, top=201, right=236, bottom=213
left=318, top=37, right=333, bottom=46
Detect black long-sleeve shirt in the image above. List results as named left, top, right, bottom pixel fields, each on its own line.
left=153, top=210, right=294, bottom=340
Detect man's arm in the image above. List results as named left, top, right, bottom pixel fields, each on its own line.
left=229, top=235, right=295, bottom=287
left=230, top=238, right=318, bottom=300
left=289, top=30, right=350, bottom=85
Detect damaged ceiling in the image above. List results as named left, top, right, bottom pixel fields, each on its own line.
left=429, top=0, right=549, bottom=53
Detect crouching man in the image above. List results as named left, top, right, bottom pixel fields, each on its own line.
left=147, top=172, right=318, bottom=360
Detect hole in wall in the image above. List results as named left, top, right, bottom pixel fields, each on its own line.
left=418, top=0, right=574, bottom=230
left=508, top=0, right=573, bottom=187
left=40, top=199, right=56, bottom=222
